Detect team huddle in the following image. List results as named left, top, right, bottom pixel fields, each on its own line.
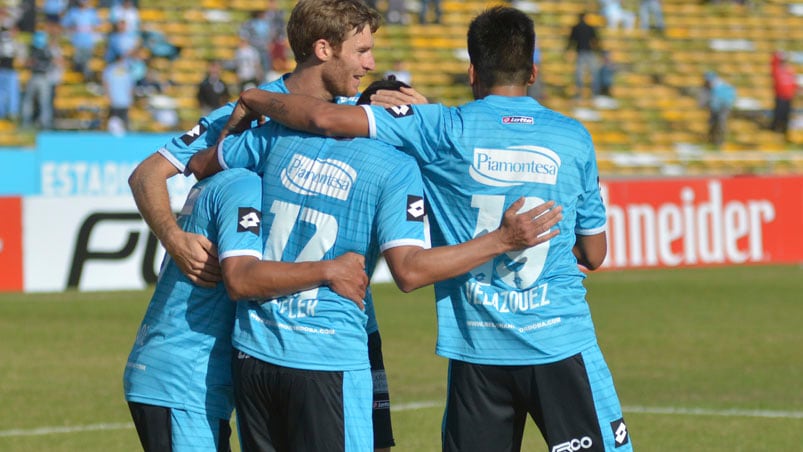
left=122, top=2, right=631, bottom=451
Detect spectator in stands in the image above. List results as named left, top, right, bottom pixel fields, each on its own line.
left=104, top=19, right=140, bottom=64
left=386, top=0, right=407, bottom=24
left=42, top=0, right=68, bottom=30
left=0, top=19, right=21, bottom=121
left=419, top=0, right=442, bottom=24
left=61, top=0, right=101, bottom=81
left=109, top=0, right=140, bottom=33
left=239, top=9, right=273, bottom=77
left=597, top=49, right=617, bottom=97
left=770, top=51, right=797, bottom=139
left=700, top=71, right=736, bottom=148
left=600, top=0, right=636, bottom=31
left=197, top=60, right=230, bottom=115
left=229, top=36, right=263, bottom=92
left=102, top=53, right=135, bottom=134
left=567, top=12, right=600, bottom=99
left=135, top=63, right=171, bottom=99
left=639, top=0, right=664, bottom=33
left=140, top=26, right=181, bottom=61
left=46, top=30, right=65, bottom=127
left=268, top=33, right=292, bottom=79
left=22, top=31, right=56, bottom=129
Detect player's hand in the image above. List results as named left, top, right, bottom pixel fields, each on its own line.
left=164, top=230, right=221, bottom=287
left=499, top=198, right=562, bottom=250
left=326, top=252, right=369, bottom=310
left=219, top=91, right=264, bottom=143
left=370, top=86, right=429, bottom=107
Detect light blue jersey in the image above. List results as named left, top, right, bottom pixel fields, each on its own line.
left=219, top=122, right=426, bottom=371
left=124, top=168, right=263, bottom=419
left=361, top=96, right=607, bottom=365
left=157, top=74, right=358, bottom=173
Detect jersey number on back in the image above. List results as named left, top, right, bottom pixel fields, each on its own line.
left=470, top=195, right=550, bottom=289
left=263, top=200, right=338, bottom=298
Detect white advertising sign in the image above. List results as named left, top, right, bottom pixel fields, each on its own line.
left=23, top=196, right=166, bottom=292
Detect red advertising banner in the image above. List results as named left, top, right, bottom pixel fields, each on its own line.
left=600, top=175, right=803, bottom=269
left=0, top=197, right=23, bottom=291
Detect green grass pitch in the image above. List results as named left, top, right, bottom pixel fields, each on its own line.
left=1, top=265, right=801, bottom=451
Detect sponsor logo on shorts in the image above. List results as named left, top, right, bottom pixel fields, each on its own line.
left=611, top=418, right=629, bottom=447
left=180, top=123, right=206, bottom=145
left=469, top=146, right=560, bottom=187
left=386, top=104, right=413, bottom=118
left=237, top=207, right=262, bottom=235
left=551, top=436, right=593, bottom=452
left=502, top=115, right=534, bottom=124
left=406, top=195, right=425, bottom=221
left=373, top=400, right=391, bottom=410
left=237, top=351, right=251, bottom=360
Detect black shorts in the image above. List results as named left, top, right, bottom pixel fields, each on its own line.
left=233, top=352, right=374, bottom=452
left=442, top=348, right=630, bottom=452
left=368, top=330, right=395, bottom=448
left=127, top=401, right=232, bottom=452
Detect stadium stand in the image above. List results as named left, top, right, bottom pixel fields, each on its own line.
left=6, top=0, right=803, bottom=175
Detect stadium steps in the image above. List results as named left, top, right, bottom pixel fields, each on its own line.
left=3, top=0, right=800, bottom=174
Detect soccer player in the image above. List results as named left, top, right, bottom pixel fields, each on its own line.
left=126, top=1, right=423, bottom=449
left=215, top=6, right=632, bottom=452
left=123, top=168, right=368, bottom=451
left=185, top=79, right=562, bottom=452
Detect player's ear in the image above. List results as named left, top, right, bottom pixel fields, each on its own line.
left=529, top=63, right=538, bottom=85
left=313, top=39, right=331, bottom=61
left=468, top=64, right=476, bottom=86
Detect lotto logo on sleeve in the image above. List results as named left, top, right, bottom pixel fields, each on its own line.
left=180, top=123, right=207, bottom=145
left=386, top=104, right=414, bottom=118
left=237, top=207, right=262, bottom=235
left=406, top=195, right=425, bottom=221
left=610, top=418, right=629, bottom=447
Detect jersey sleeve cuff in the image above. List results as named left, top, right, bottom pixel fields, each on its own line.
left=575, top=224, right=607, bottom=236
left=216, top=140, right=230, bottom=170
left=379, top=238, right=426, bottom=253
left=359, top=104, right=377, bottom=138
left=157, top=147, right=187, bottom=174
left=219, top=249, right=263, bottom=261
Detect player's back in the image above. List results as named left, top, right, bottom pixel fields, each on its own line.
left=366, top=96, right=606, bottom=363
left=124, top=168, right=262, bottom=418
left=226, top=127, right=425, bottom=371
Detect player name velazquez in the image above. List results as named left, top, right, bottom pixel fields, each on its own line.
left=469, top=146, right=561, bottom=187
left=281, top=154, right=357, bottom=200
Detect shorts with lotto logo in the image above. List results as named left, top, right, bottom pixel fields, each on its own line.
left=442, top=343, right=631, bottom=452
left=233, top=352, right=373, bottom=452
left=127, top=401, right=232, bottom=452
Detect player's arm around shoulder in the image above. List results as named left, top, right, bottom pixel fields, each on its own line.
left=384, top=198, right=563, bottom=292
left=220, top=253, right=369, bottom=309
left=236, top=88, right=370, bottom=138
left=129, top=152, right=221, bottom=287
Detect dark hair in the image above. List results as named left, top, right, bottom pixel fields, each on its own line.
left=467, top=6, right=535, bottom=88
left=288, top=0, right=382, bottom=64
left=357, top=78, right=410, bottom=105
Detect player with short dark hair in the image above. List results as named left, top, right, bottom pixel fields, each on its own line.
left=216, top=6, right=631, bottom=451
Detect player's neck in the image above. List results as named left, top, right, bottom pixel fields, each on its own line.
left=485, top=85, right=529, bottom=98
left=285, top=68, right=335, bottom=102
